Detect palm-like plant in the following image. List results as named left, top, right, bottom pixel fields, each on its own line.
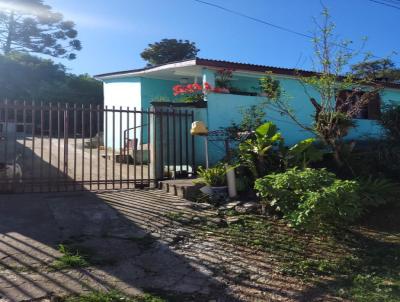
left=239, top=122, right=284, bottom=178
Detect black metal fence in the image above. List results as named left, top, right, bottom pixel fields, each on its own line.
left=0, top=101, right=195, bottom=193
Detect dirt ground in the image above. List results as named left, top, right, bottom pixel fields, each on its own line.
left=0, top=189, right=318, bottom=302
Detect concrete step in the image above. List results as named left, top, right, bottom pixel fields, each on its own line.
left=157, top=178, right=202, bottom=200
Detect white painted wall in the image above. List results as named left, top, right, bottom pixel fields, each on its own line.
left=103, top=78, right=142, bottom=149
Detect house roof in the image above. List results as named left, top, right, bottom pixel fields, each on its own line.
left=95, top=58, right=400, bottom=89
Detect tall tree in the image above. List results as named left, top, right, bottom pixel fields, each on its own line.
left=0, top=0, right=81, bottom=59
left=351, top=59, right=400, bottom=84
left=140, top=38, right=199, bottom=66
left=260, top=9, right=382, bottom=168
left=0, top=52, right=102, bottom=103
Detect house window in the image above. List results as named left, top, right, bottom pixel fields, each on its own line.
left=336, top=90, right=381, bottom=120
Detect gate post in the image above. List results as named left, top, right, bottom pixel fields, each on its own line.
left=149, top=106, right=162, bottom=187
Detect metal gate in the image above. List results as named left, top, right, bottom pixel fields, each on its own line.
left=0, top=101, right=195, bottom=193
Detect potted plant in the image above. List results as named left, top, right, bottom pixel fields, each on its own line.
left=215, top=69, right=233, bottom=93
left=173, top=82, right=212, bottom=103
left=195, top=163, right=228, bottom=202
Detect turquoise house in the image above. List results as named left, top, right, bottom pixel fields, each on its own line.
left=95, top=58, right=400, bottom=166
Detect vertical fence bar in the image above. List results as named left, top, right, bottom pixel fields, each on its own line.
left=112, top=106, right=115, bottom=190
left=3, top=100, right=8, bottom=171
left=158, top=109, right=163, bottom=181
left=22, top=101, right=27, bottom=192
left=147, top=108, right=151, bottom=184
left=185, top=110, right=189, bottom=174
left=81, top=104, right=85, bottom=190
left=153, top=108, right=158, bottom=186
left=179, top=110, right=183, bottom=174
left=12, top=101, right=17, bottom=191
left=89, top=104, right=93, bottom=191
left=31, top=101, right=36, bottom=192
left=172, top=109, right=177, bottom=177
left=140, top=108, right=144, bottom=186
left=48, top=102, right=53, bottom=191
left=119, top=106, right=123, bottom=189
left=57, top=103, right=61, bottom=192
left=39, top=102, right=44, bottom=192
left=105, top=106, right=108, bottom=190
left=73, top=104, right=77, bottom=190
left=191, top=111, right=196, bottom=175
left=126, top=107, right=130, bottom=189
left=64, top=103, right=69, bottom=191
left=133, top=108, right=137, bottom=187
left=166, top=109, right=170, bottom=178
left=97, top=105, right=101, bottom=190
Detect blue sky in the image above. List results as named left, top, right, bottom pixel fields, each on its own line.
left=47, top=0, right=399, bottom=76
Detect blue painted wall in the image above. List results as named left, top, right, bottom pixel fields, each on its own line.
left=141, top=77, right=180, bottom=108
left=205, top=73, right=400, bottom=165
left=102, top=71, right=400, bottom=166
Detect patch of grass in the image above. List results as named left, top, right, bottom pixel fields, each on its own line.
left=200, top=213, right=400, bottom=301
left=164, top=211, right=198, bottom=226
left=336, top=273, right=400, bottom=302
left=52, top=244, right=89, bottom=270
left=63, top=290, right=166, bottom=302
left=164, top=211, right=185, bottom=222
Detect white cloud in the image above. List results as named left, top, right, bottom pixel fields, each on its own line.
left=0, top=0, right=136, bottom=32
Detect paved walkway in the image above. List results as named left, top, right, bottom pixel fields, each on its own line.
left=0, top=190, right=308, bottom=302
left=0, top=190, right=233, bottom=301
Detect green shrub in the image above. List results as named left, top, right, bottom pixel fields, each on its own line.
left=195, top=163, right=227, bottom=187
left=254, top=168, right=362, bottom=229
left=379, top=101, right=400, bottom=141
left=238, top=121, right=284, bottom=178
left=285, top=138, right=324, bottom=169
left=350, top=140, right=400, bottom=181
left=358, top=177, right=400, bottom=208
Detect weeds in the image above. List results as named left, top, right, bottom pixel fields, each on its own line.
left=164, top=211, right=185, bottom=221
left=201, top=213, right=400, bottom=301
left=63, top=290, right=165, bottom=302
left=52, top=244, right=89, bottom=270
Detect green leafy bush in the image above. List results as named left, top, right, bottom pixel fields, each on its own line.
left=195, top=163, right=227, bottom=187
left=284, top=138, right=324, bottom=169
left=358, top=177, right=400, bottom=208
left=238, top=121, right=284, bottom=178
left=379, top=101, right=400, bottom=141
left=350, top=140, right=400, bottom=181
left=254, top=168, right=362, bottom=229
left=236, top=121, right=324, bottom=180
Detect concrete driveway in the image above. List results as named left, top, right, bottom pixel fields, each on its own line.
left=0, top=190, right=234, bottom=302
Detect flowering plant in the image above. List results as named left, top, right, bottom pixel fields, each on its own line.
left=172, top=82, right=231, bottom=103
left=215, top=69, right=233, bottom=91
left=173, top=82, right=213, bottom=103
left=213, top=87, right=230, bottom=94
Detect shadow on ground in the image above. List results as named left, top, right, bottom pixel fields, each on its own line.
left=1, top=138, right=376, bottom=301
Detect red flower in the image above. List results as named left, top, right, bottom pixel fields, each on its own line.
left=172, top=82, right=215, bottom=98
left=192, top=83, right=202, bottom=91
left=213, top=87, right=230, bottom=93
left=173, top=85, right=185, bottom=96
left=203, top=82, right=212, bottom=91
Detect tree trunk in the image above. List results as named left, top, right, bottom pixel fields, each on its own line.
left=4, top=11, right=15, bottom=54
left=323, top=137, right=344, bottom=168
left=332, top=147, right=344, bottom=167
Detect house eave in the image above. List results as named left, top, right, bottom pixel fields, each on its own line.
left=95, top=59, right=198, bottom=81
left=95, top=57, right=400, bottom=90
